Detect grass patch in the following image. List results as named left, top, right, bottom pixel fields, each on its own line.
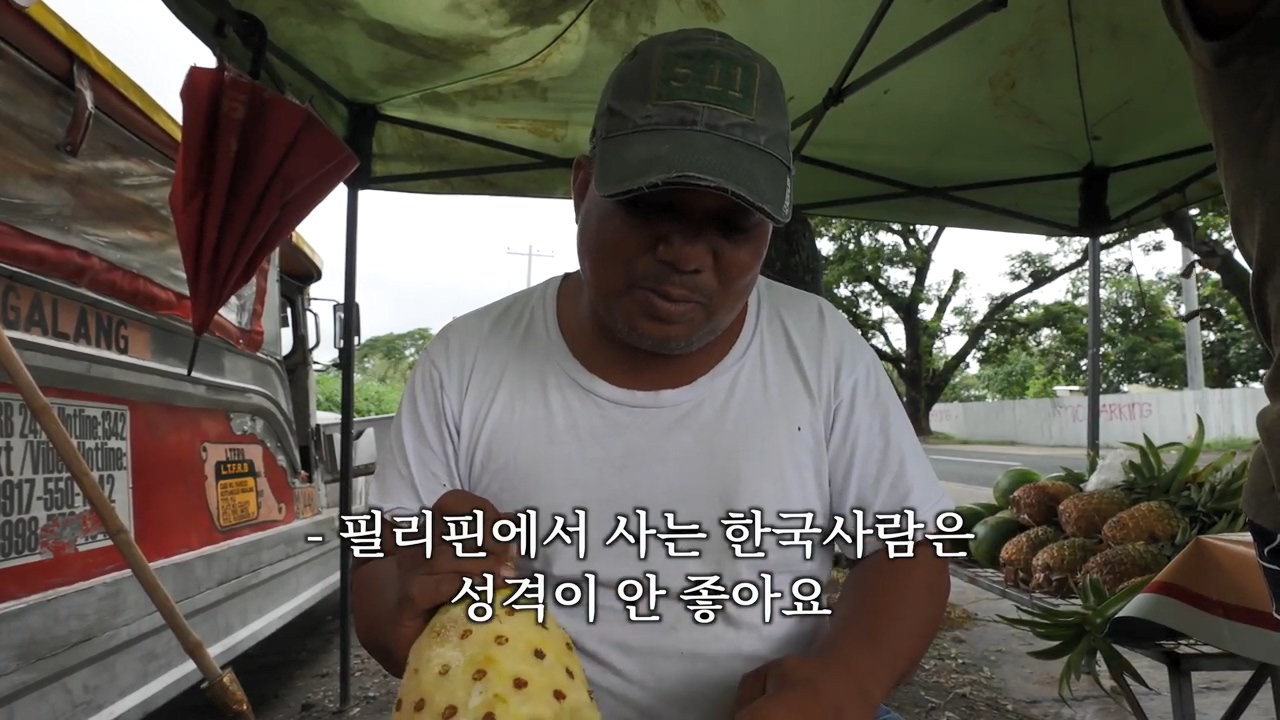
left=921, top=433, right=1259, bottom=452
left=919, top=432, right=1018, bottom=446
left=1203, top=436, right=1259, bottom=452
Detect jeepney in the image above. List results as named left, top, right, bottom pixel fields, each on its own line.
left=0, top=5, right=361, bottom=718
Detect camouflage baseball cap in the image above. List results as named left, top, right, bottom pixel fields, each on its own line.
left=588, top=28, right=794, bottom=225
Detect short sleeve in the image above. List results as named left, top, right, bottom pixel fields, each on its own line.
left=366, top=348, right=463, bottom=521
left=826, top=327, right=955, bottom=560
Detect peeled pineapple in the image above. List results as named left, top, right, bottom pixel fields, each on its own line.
left=394, top=586, right=601, bottom=720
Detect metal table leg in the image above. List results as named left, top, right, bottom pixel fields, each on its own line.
left=1218, top=667, right=1270, bottom=720
left=1166, top=660, right=1197, bottom=720
left=1270, top=667, right=1280, bottom=717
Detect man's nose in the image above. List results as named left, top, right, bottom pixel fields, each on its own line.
left=653, top=227, right=714, bottom=272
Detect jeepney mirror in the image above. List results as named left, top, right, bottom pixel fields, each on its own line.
left=333, top=302, right=361, bottom=350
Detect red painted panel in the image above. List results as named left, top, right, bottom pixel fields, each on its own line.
left=0, top=383, right=303, bottom=603
left=0, top=222, right=268, bottom=353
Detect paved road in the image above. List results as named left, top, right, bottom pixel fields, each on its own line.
left=924, top=444, right=1088, bottom=489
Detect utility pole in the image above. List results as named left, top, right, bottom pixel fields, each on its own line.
left=1181, top=245, right=1206, bottom=390
left=507, top=245, right=554, bottom=288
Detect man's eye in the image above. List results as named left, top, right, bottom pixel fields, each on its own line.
left=620, top=197, right=663, bottom=217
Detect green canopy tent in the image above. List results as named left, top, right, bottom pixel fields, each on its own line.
left=156, top=0, right=1220, bottom=705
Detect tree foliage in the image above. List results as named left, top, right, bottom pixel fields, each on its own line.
left=818, top=219, right=1131, bottom=433
left=315, top=327, right=434, bottom=417
left=976, top=267, right=1183, bottom=398
left=315, top=371, right=406, bottom=417
left=970, top=202, right=1269, bottom=400
left=350, top=327, right=435, bottom=383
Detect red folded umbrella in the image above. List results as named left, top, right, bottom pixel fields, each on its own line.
left=170, top=63, right=358, bottom=372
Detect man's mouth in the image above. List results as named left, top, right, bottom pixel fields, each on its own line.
left=639, top=285, right=705, bottom=305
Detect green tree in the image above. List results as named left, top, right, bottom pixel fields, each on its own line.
left=315, top=326, right=436, bottom=417
left=1163, top=199, right=1260, bottom=340
left=352, top=327, right=435, bottom=383
left=976, top=264, right=1267, bottom=399
left=818, top=219, right=1131, bottom=434
left=1195, top=275, right=1269, bottom=387
left=314, top=371, right=405, bottom=417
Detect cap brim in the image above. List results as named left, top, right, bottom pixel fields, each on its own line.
left=592, top=129, right=793, bottom=226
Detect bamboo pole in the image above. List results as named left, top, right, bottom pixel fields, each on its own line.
left=0, top=325, right=254, bottom=720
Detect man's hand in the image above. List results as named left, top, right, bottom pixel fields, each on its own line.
left=731, top=654, right=879, bottom=720
left=360, top=489, right=517, bottom=678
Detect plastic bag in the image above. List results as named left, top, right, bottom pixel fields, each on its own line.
left=1083, top=447, right=1139, bottom=492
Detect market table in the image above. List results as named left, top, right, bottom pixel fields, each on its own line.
left=951, top=533, right=1280, bottom=720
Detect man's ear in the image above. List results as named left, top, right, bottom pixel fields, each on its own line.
left=571, top=155, right=593, bottom=222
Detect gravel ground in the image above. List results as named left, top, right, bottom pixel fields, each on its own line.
left=149, top=570, right=1047, bottom=720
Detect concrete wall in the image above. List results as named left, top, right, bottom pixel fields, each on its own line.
left=928, top=387, right=1267, bottom=447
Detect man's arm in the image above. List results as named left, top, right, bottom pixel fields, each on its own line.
left=810, top=543, right=949, bottom=702
left=815, top=316, right=955, bottom=706
left=351, top=346, right=464, bottom=674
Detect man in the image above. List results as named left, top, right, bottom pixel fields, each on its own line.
left=353, top=27, right=954, bottom=720
left=1160, top=0, right=1280, bottom=619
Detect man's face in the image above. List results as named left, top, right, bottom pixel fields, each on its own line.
left=570, top=155, right=774, bottom=356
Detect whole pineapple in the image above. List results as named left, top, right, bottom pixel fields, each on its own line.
left=1029, top=537, right=1103, bottom=596
left=1009, top=480, right=1079, bottom=527
left=1101, top=500, right=1188, bottom=546
left=394, top=586, right=601, bottom=720
left=1057, top=489, right=1129, bottom=538
left=1077, top=542, right=1169, bottom=595
left=999, top=525, right=1063, bottom=588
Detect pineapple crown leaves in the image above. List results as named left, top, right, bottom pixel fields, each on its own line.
left=1176, top=449, right=1250, bottom=534
left=1119, top=416, right=1209, bottom=502
left=1152, top=522, right=1200, bottom=559
left=996, top=574, right=1157, bottom=704
left=1186, top=450, right=1239, bottom=487
left=1058, top=465, right=1089, bottom=487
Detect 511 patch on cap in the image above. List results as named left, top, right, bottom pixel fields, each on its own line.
left=650, top=45, right=761, bottom=118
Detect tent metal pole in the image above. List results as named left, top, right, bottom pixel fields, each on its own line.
left=1078, top=165, right=1110, bottom=462
left=337, top=180, right=359, bottom=710
left=337, top=103, right=377, bottom=711
left=1086, top=232, right=1102, bottom=458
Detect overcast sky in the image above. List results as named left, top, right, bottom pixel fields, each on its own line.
left=40, top=0, right=1189, bottom=364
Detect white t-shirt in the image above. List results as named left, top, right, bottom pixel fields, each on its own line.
left=369, top=273, right=955, bottom=720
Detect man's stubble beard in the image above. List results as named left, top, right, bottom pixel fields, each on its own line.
left=595, top=302, right=735, bottom=357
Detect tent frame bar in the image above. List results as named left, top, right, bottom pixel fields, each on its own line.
left=796, top=144, right=1213, bottom=215
left=792, top=0, right=1009, bottom=133
left=791, top=0, right=897, bottom=155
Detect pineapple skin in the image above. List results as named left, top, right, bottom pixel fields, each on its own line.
left=1008, top=480, right=1079, bottom=527
left=1077, top=542, right=1168, bottom=595
left=1028, top=537, right=1102, bottom=596
left=1057, top=490, right=1129, bottom=538
left=1101, top=500, right=1187, bottom=546
left=999, top=525, right=1063, bottom=587
left=393, top=587, right=601, bottom=720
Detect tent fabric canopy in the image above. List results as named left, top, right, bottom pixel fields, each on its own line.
left=158, top=0, right=1219, bottom=237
